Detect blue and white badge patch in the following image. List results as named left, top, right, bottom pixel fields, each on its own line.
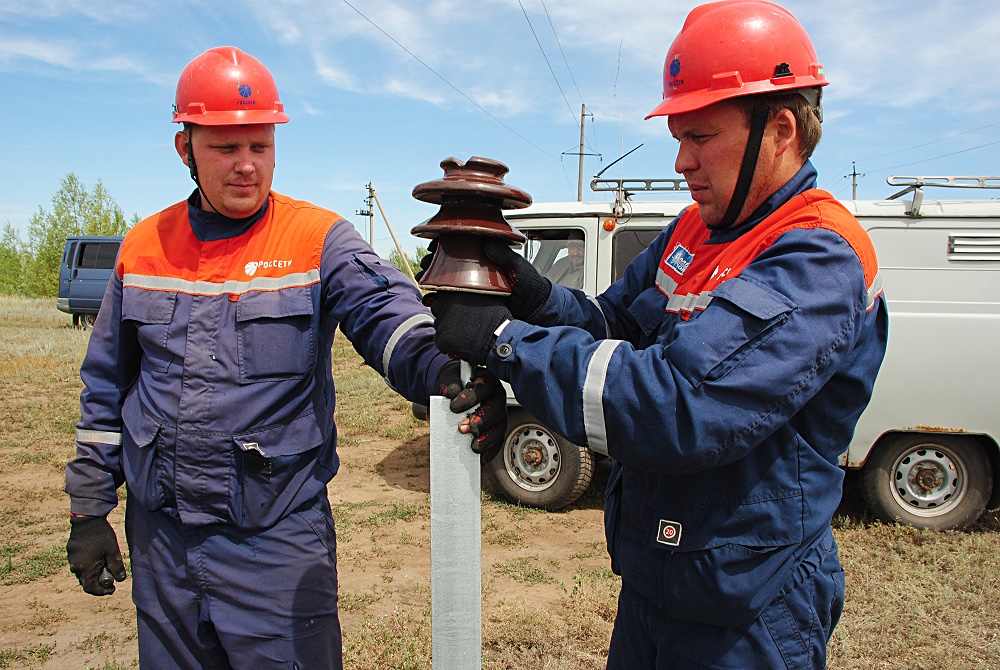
left=665, top=244, right=694, bottom=275
left=657, top=519, right=682, bottom=547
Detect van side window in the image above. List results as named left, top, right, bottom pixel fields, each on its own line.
left=79, top=242, right=120, bottom=270
left=612, top=230, right=661, bottom=282
left=64, top=242, right=78, bottom=268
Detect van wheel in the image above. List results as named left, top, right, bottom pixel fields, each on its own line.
left=78, top=313, right=98, bottom=329
left=483, top=409, right=594, bottom=510
left=860, top=434, right=992, bottom=530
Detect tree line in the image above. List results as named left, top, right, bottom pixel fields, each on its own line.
left=0, top=174, right=428, bottom=299
left=0, top=174, right=134, bottom=298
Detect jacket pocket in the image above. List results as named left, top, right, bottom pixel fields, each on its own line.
left=231, top=410, right=330, bottom=530
left=650, top=490, right=804, bottom=628
left=626, top=287, right=670, bottom=345
left=122, top=288, right=176, bottom=373
left=121, top=395, right=169, bottom=511
left=667, top=276, right=794, bottom=387
left=235, top=288, right=317, bottom=382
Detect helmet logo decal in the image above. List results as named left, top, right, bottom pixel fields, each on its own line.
left=236, top=82, right=257, bottom=107
left=667, top=56, right=684, bottom=89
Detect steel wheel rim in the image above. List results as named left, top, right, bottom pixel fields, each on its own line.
left=503, top=423, right=562, bottom=492
left=889, top=443, right=966, bottom=518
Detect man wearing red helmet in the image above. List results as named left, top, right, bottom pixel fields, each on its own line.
left=64, top=46, right=504, bottom=668
left=429, top=1, right=888, bottom=667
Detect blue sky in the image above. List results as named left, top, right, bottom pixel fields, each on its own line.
left=3, top=0, right=999, bottom=257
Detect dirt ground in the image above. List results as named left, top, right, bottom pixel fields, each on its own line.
left=0, top=424, right=616, bottom=669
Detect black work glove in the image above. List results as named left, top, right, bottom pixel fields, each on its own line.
left=483, top=239, right=552, bottom=322
left=436, top=360, right=508, bottom=464
left=426, top=291, right=512, bottom=367
left=66, top=515, right=127, bottom=596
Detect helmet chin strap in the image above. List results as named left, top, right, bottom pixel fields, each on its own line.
left=711, top=102, right=771, bottom=231
left=186, top=130, right=220, bottom=215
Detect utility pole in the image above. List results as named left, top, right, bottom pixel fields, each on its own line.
left=563, top=105, right=597, bottom=202
left=577, top=104, right=586, bottom=202
left=357, top=183, right=374, bottom=246
left=369, top=185, right=418, bottom=286
left=848, top=162, right=865, bottom=200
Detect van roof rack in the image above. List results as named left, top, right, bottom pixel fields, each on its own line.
left=590, top=178, right=689, bottom=193
left=589, top=178, right=690, bottom=218
left=886, top=175, right=1000, bottom=217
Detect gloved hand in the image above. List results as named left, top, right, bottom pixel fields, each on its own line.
left=436, top=360, right=508, bottom=463
left=483, top=239, right=552, bottom=322
left=426, top=291, right=511, bottom=367
left=66, top=515, right=127, bottom=596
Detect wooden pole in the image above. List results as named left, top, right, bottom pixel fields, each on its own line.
left=370, top=185, right=419, bottom=286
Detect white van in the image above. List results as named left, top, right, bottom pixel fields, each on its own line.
left=486, top=175, right=1000, bottom=531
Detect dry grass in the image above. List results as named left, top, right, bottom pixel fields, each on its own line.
left=1, top=296, right=999, bottom=669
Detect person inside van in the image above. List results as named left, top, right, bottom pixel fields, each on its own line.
left=427, top=1, right=888, bottom=667
left=543, top=231, right=585, bottom=290
left=63, top=46, right=504, bottom=669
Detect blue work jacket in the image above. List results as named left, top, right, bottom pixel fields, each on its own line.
left=66, top=191, right=448, bottom=530
left=488, top=163, right=888, bottom=627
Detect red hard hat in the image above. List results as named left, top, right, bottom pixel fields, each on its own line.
left=646, top=0, right=828, bottom=119
left=173, top=46, right=290, bottom=125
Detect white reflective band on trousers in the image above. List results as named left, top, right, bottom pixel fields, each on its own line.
left=429, top=395, right=482, bottom=668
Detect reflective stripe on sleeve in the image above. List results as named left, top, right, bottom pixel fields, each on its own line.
left=382, top=314, right=433, bottom=380
left=76, top=429, right=123, bottom=446
left=582, top=340, right=622, bottom=456
left=867, top=272, right=883, bottom=312
left=588, top=296, right=611, bottom=339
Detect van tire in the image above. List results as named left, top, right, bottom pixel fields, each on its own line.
left=73, top=313, right=97, bottom=329
left=483, top=409, right=593, bottom=510
left=860, top=433, right=992, bottom=530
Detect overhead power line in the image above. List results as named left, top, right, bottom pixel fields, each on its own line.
left=339, top=0, right=557, bottom=159
left=540, top=0, right=584, bottom=105
left=517, top=0, right=577, bottom=125
left=873, top=138, right=1000, bottom=172
left=862, top=120, right=1000, bottom=162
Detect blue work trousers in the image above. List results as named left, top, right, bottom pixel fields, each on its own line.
left=125, top=495, right=343, bottom=669
left=607, top=533, right=844, bottom=669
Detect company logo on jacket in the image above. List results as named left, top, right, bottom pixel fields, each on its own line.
left=665, top=244, right=694, bottom=275
left=244, top=259, right=293, bottom=276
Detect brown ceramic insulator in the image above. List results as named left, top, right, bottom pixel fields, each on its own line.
left=411, top=156, right=532, bottom=212
left=412, top=201, right=526, bottom=243
left=417, top=234, right=513, bottom=295
left=410, top=156, right=532, bottom=295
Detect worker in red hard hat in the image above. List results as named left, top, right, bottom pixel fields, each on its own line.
left=65, top=46, right=505, bottom=668
left=428, top=2, right=888, bottom=667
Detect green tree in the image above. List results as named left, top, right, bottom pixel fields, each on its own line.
left=388, top=245, right=429, bottom=281
left=0, top=223, right=25, bottom=295
left=22, top=173, right=132, bottom=297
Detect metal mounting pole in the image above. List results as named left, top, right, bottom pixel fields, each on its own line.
left=577, top=104, right=586, bottom=202
left=429, top=392, right=482, bottom=669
